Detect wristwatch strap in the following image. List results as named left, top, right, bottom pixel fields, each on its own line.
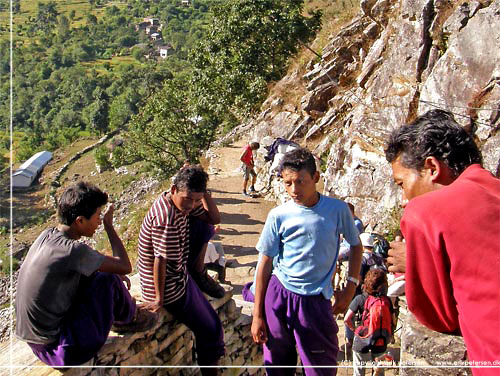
left=347, top=276, right=360, bottom=286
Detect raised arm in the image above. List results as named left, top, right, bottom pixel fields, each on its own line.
left=344, top=309, right=356, bottom=332
left=251, top=254, right=273, bottom=344
left=197, top=190, right=221, bottom=225
left=98, top=204, right=132, bottom=275
left=333, top=242, right=362, bottom=314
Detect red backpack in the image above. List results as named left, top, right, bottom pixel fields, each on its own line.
left=353, top=295, right=392, bottom=353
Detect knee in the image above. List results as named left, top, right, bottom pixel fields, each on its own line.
left=91, top=272, right=121, bottom=289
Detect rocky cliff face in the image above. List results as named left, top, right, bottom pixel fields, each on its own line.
left=241, top=0, right=500, bottom=232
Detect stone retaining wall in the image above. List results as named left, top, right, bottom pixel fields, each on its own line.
left=0, top=275, right=264, bottom=376
left=397, top=298, right=471, bottom=376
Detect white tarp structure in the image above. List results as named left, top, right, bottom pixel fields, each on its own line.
left=13, top=151, right=52, bottom=188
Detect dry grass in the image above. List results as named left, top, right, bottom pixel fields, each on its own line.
left=267, top=0, right=360, bottom=109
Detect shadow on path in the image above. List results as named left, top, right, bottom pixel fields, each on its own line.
left=223, top=245, right=258, bottom=258
left=215, top=228, right=260, bottom=237
left=221, top=212, right=264, bottom=226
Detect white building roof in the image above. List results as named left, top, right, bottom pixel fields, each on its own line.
left=13, top=169, right=34, bottom=178
left=13, top=151, right=52, bottom=186
left=19, top=151, right=52, bottom=173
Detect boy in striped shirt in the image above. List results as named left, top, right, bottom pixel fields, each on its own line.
left=138, top=166, right=224, bottom=373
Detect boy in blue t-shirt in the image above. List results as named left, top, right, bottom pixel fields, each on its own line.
left=251, top=148, right=363, bottom=376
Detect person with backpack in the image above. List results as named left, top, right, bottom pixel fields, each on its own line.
left=344, top=233, right=387, bottom=352
left=344, top=269, right=394, bottom=376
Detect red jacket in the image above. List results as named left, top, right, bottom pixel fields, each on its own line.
left=241, top=145, right=254, bottom=166
left=402, top=164, right=500, bottom=375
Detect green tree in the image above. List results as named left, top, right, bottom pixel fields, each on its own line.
left=132, top=47, right=144, bottom=62
left=125, top=76, right=218, bottom=176
left=12, top=0, right=20, bottom=13
left=191, top=0, right=321, bottom=117
left=94, top=146, right=112, bottom=171
left=57, top=14, right=71, bottom=42
left=86, top=14, right=97, bottom=25
left=83, top=87, right=109, bottom=134
left=108, top=88, right=139, bottom=129
left=34, top=1, right=59, bottom=34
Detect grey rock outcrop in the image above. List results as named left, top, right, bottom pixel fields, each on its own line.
left=242, top=0, right=499, bottom=233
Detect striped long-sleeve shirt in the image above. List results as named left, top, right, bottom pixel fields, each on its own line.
left=138, top=192, right=205, bottom=305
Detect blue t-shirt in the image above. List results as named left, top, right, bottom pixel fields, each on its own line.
left=342, top=217, right=364, bottom=249
left=256, top=194, right=360, bottom=299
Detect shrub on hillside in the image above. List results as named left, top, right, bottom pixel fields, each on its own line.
left=94, top=146, right=111, bottom=172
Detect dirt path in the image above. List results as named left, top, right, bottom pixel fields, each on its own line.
left=207, top=140, right=275, bottom=299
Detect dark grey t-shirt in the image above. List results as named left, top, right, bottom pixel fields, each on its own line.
left=15, top=227, right=105, bottom=344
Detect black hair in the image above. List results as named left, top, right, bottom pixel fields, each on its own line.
left=385, top=109, right=482, bottom=176
left=250, top=142, right=260, bottom=150
left=280, top=147, right=316, bottom=177
left=347, top=202, right=355, bottom=213
left=173, top=165, right=208, bottom=192
left=58, top=181, right=108, bottom=225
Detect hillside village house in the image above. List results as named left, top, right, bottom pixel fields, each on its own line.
left=135, top=17, right=161, bottom=33
left=145, top=25, right=159, bottom=35
left=159, top=45, right=172, bottom=59
left=151, top=33, right=162, bottom=42
left=12, top=151, right=52, bottom=189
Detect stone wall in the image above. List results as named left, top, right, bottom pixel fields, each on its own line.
left=396, top=298, right=472, bottom=376
left=1, top=275, right=264, bottom=376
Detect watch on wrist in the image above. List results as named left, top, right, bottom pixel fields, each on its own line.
left=347, top=276, right=360, bottom=286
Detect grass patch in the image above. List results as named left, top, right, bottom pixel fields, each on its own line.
left=80, top=56, right=144, bottom=74
left=268, top=0, right=359, bottom=108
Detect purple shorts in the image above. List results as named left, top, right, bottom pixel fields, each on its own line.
left=264, top=275, right=339, bottom=376
left=165, top=275, right=225, bottom=365
left=188, top=217, right=216, bottom=270
left=242, top=282, right=255, bottom=303
left=28, top=272, right=136, bottom=366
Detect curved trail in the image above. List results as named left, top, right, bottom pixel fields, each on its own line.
left=206, top=140, right=275, bottom=299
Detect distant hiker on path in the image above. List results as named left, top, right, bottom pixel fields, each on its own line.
left=251, top=147, right=363, bottom=375
left=15, top=182, right=156, bottom=367
left=137, top=166, right=224, bottom=375
left=385, top=109, right=500, bottom=375
left=240, top=141, right=260, bottom=196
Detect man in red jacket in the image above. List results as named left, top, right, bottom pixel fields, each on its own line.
left=384, top=110, right=500, bottom=375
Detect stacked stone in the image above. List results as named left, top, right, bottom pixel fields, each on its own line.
left=218, top=299, right=264, bottom=376
left=398, top=298, right=471, bottom=376
left=2, top=277, right=270, bottom=376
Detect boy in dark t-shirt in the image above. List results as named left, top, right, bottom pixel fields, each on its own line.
left=15, top=182, right=157, bottom=366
